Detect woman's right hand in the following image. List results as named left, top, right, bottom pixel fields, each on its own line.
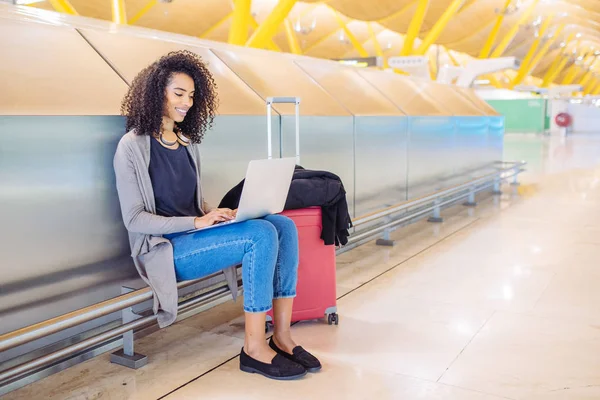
left=194, top=209, right=235, bottom=229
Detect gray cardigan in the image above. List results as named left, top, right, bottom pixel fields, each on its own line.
left=113, top=130, right=238, bottom=328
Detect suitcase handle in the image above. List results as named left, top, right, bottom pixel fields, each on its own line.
left=266, top=97, right=301, bottom=164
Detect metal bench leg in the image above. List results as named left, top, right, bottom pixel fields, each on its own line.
left=511, top=171, right=520, bottom=186
left=492, top=178, right=502, bottom=195
left=463, top=187, right=477, bottom=207
left=427, top=199, right=444, bottom=223
left=376, top=215, right=396, bottom=246
left=376, top=228, right=396, bottom=246
left=110, top=286, right=148, bottom=369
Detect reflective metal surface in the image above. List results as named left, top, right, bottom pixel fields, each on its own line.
left=200, top=115, right=281, bottom=207
left=488, top=116, right=506, bottom=165
left=354, top=116, right=409, bottom=218
left=0, top=116, right=138, bottom=361
left=280, top=116, right=355, bottom=217
left=406, top=117, right=456, bottom=199
left=454, top=117, right=492, bottom=181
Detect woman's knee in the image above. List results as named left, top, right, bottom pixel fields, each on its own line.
left=264, top=215, right=298, bottom=239
left=243, top=219, right=279, bottom=249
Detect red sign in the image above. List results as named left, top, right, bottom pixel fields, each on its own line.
left=555, top=113, right=572, bottom=127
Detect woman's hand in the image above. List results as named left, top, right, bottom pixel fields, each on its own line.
left=194, top=208, right=236, bottom=229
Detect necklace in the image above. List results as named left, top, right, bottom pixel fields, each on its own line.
left=176, top=131, right=191, bottom=146
left=159, top=130, right=178, bottom=147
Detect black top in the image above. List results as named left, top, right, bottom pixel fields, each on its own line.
left=148, top=139, right=200, bottom=218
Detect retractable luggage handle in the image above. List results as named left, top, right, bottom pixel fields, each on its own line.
left=266, top=97, right=301, bottom=164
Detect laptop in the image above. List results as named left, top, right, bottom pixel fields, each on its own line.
left=188, top=157, right=296, bottom=232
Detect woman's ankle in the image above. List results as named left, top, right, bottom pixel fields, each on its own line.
left=273, top=332, right=297, bottom=354
left=244, top=341, right=275, bottom=361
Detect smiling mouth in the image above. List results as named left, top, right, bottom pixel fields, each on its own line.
left=175, top=108, right=188, bottom=116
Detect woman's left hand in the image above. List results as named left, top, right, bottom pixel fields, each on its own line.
left=214, top=208, right=236, bottom=219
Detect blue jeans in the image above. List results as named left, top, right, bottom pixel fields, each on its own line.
left=167, top=215, right=299, bottom=313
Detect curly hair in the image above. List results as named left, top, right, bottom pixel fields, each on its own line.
left=121, top=50, right=219, bottom=144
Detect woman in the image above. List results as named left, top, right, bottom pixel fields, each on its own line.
left=114, top=50, right=320, bottom=380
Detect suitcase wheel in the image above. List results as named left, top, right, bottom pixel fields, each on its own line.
left=327, top=313, right=339, bottom=326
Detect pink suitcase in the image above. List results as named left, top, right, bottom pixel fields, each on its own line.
left=264, top=98, right=338, bottom=327
left=266, top=207, right=338, bottom=327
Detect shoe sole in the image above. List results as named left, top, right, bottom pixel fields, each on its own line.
left=306, top=365, right=322, bottom=373
left=240, top=364, right=307, bottom=380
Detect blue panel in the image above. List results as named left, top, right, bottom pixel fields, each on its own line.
left=200, top=115, right=279, bottom=207
left=488, top=116, right=505, bottom=163
left=407, top=116, right=455, bottom=199
left=453, top=116, right=491, bottom=181
left=354, top=116, right=408, bottom=218
left=280, top=116, right=355, bottom=217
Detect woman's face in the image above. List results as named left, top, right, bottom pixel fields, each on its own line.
left=164, top=72, right=195, bottom=123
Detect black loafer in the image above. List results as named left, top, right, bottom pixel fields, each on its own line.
left=239, top=347, right=307, bottom=380
left=269, top=337, right=322, bottom=373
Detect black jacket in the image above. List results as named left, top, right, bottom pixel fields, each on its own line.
left=219, top=167, right=352, bottom=246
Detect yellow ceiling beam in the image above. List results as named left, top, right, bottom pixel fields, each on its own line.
left=480, top=0, right=512, bottom=58
left=200, top=12, right=233, bottom=38
left=446, top=49, right=461, bottom=66
left=587, top=79, right=599, bottom=95
left=302, top=29, right=337, bottom=54
left=111, top=0, right=127, bottom=24
left=591, top=78, right=600, bottom=95
left=414, top=0, right=464, bottom=56
left=246, top=0, right=297, bottom=49
left=524, top=25, right=566, bottom=76
left=428, top=49, right=438, bottom=80
left=588, top=77, right=598, bottom=94
left=490, top=0, right=540, bottom=58
left=561, top=65, right=581, bottom=84
left=367, top=22, right=383, bottom=58
left=542, top=56, right=569, bottom=87
left=579, top=70, right=593, bottom=87
left=538, top=31, right=574, bottom=85
left=560, top=49, right=597, bottom=85
left=129, top=0, right=157, bottom=25
left=487, top=74, right=504, bottom=88
left=585, top=80, right=597, bottom=95
left=248, top=17, right=281, bottom=51
left=333, top=11, right=368, bottom=57
left=47, top=0, right=78, bottom=15
left=582, top=76, right=596, bottom=94
left=229, top=0, right=252, bottom=45
left=510, top=16, right=555, bottom=88
left=593, top=81, right=600, bottom=95
left=400, top=0, right=428, bottom=56
left=303, top=9, right=383, bottom=57
left=284, top=19, right=302, bottom=54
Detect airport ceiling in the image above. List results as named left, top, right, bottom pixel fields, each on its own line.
left=24, top=0, right=600, bottom=88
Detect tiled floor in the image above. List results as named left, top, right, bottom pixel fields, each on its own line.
left=4, top=134, right=600, bottom=399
